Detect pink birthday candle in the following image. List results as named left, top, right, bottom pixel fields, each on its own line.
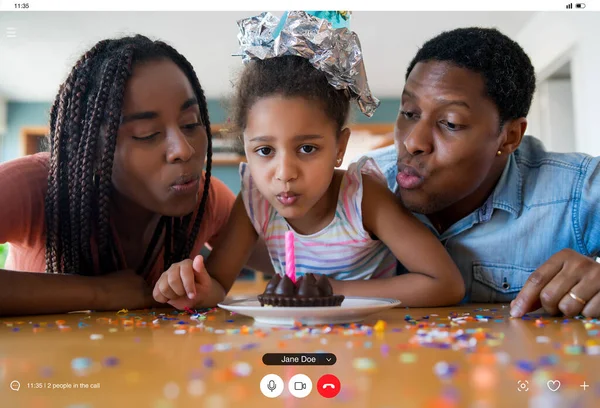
left=285, top=230, right=296, bottom=284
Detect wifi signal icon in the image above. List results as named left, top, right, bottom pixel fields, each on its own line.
left=517, top=380, right=530, bottom=392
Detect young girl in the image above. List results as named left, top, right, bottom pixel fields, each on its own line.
left=155, top=12, right=465, bottom=308
left=0, top=35, right=270, bottom=316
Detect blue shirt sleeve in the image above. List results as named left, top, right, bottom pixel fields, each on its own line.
left=579, top=156, right=600, bottom=257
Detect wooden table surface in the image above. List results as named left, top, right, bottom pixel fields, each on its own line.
left=1, top=281, right=599, bottom=408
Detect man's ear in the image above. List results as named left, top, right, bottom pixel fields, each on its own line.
left=500, top=118, right=527, bottom=154
left=335, top=127, right=351, bottom=165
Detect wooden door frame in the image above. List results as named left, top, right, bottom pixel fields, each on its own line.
left=20, top=126, right=49, bottom=156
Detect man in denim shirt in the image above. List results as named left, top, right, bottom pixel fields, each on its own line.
left=366, top=28, right=600, bottom=318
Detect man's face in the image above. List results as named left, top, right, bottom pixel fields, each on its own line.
left=394, top=61, right=507, bottom=215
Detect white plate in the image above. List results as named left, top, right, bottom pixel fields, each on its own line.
left=218, top=296, right=401, bottom=326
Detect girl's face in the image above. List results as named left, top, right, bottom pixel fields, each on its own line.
left=112, top=59, right=208, bottom=217
left=244, top=95, right=349, bottom=221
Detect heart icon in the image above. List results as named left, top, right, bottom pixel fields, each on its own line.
left=547, top=380, right=561, bottom=392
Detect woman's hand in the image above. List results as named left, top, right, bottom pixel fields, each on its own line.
left=0, top=268, right=158, bottom=316
left=153, top=255, right=212, bottom=310
left=96, top=269, right=156, bottom=311
left=511, top=249, right=600, bottom=318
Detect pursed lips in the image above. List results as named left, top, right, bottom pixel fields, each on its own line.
left=397, top=163, right=423, bottom=178
left=396, top=163, right=426, bottom=190
left=171, top=174, right=200, bottom=186
left=276, top=191, right=300, bottom=206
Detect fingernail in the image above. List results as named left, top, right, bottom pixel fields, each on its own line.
left=188, top=293, right=195, bottom=300
left=510, top=307, right=522, bottom=317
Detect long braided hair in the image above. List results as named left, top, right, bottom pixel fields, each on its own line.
left=45, top=35, right=212, bottom=276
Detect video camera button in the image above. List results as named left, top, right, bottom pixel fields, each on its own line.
left=288, top=374, right=312, bottom=398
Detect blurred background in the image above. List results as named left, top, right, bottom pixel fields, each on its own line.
left=0, top=11, right=598, bottom=269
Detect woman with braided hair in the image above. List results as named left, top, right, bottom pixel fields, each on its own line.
left=0, top=35, right=271, bottom=316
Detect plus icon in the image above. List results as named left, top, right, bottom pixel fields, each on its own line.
left=580, top=382, right=589, bottom=390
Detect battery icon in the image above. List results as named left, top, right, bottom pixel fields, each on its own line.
left=576, top=3, right=586, bottom=8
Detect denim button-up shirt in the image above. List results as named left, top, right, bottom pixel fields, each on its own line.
left=365, top=136, right=600, bottom=302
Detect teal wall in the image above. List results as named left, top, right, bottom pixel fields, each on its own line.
left=351, top=99, right=400, bottom=124
left=2, top=98, right=400, bottom=193
left=214, top=166, right=243, bottom=195
left=1, top=100, right=230, bottom=162
left=3, top=102, right=51, bottom=162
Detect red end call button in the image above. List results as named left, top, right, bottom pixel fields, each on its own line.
left=317, top=374, right=341, bottom=398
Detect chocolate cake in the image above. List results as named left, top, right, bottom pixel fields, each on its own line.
left=257, top=273, right=344, bottom=307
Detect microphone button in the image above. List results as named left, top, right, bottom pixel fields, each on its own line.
left=260, top=374, right=284, bottom=398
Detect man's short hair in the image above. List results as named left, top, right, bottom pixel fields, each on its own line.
left=406, top=27, right=536, bottom=125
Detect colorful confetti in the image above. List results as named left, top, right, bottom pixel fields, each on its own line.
left=374, top=320, right=387, bottom=332
left=231, top=361, right=252, bottom=377
left=2, top=305, right=598, bottom=407
left=353, top=357, right=376, bottom=372
left=163, top=382, right=180, bottom=400
left=187, top=379, right=206, bottom=397
left=399, top=352, right=417, bottom=364
left=433, top=361, right=458, bottom=379
left=103, top=357, right=120, bottom=367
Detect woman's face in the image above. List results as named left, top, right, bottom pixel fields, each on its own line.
left=111, top=59, right=208, bottom=217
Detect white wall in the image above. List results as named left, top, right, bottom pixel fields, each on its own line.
left=0, top=95, right=6, bottom=155
left=0, top=11, right=535, bottom=101
left=516, top=13, right=600, bottom=156
left=526, top=91, right=541, bottom=142
left=538, top=79, right=575, bottom=153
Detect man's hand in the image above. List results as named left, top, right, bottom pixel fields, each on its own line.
left=152, top=256, right=212, bottom=310
left=510, top=249, right=600, bottom=318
